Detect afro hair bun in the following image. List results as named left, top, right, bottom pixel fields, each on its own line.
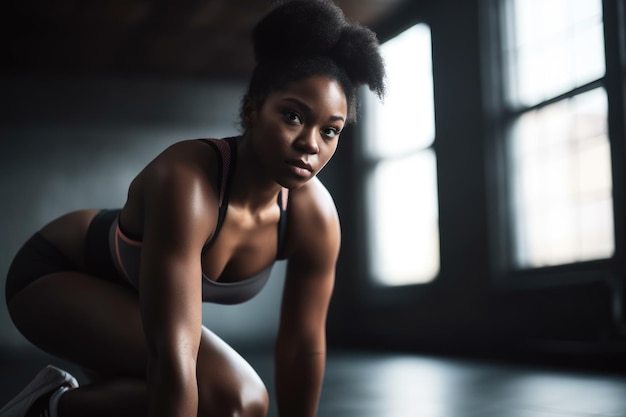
left=252, top=0, right=347, bottom=63
left=252, top=0, right=386, bottom=98
left=331, top=24, right=386, bottom=98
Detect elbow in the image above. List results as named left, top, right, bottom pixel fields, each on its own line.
left=145, top=349, right=199, bottom=417
left=147, top=344, right=198, bottom=387
left=145, top=327, right=200, bottom=368
left=275, top=330, right=326, bottom=357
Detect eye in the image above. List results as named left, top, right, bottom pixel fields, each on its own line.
left=283, top=110, right=303, bottom=125
left=321, top=127, right=341, bottom=139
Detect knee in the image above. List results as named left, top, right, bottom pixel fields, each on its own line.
left=198, top=375, right=269, bottom=417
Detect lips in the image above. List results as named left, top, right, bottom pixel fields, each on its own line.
left=286, top=159, right=313, bottom=172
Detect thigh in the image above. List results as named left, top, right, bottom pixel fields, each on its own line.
left=7, top=271, right=147, bottom=378
left=8, top=272, right=266, bottom=399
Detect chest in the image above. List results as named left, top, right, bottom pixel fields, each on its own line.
left=201, top=206, right=282, bottom=283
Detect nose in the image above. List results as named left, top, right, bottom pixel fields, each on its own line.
left=295, top=128, right=320, bottom=154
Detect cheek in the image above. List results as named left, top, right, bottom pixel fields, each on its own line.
left=260, top=116, right=295, bottom=141
left=253, top=119, right=287, bottom=147
left=320, top=142, right=339, bottom=163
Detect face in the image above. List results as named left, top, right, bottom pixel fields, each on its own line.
left=245, top=75, right=348, bottom=189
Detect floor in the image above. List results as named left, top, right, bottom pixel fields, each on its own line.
left=2, top=348, right=626, bottom=417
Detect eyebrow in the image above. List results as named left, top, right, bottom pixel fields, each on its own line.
left=281, top=97, right=345, bottom=123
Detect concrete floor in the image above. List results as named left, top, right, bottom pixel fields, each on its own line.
left=2, top=347, right=626, bottom=417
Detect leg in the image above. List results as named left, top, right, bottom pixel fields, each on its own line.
left=196, top=327, right=269, bottom=417
left=7, top=272, right=147, bottom=417
left=7, top=272, right=268, bottom=417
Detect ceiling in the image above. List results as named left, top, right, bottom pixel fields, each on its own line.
left=3, top=0, right=408, bottom=80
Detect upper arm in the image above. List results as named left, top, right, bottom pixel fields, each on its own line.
left=138, top=156, right=216, bottom=359
left=278, top=179, right=341, bottom=348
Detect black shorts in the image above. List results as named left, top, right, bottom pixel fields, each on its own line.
left=5, top=209, right=134, bottom=304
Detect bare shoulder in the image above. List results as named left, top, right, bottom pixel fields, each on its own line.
left=285, top=177, right=341, bottom=261
left=130, top=139, right=219, bottom=199
left=140, top=139, right=217, bottom=180
left=290, top=177, right=339, bottom=228
left=123, top=139, right=220, bottom=240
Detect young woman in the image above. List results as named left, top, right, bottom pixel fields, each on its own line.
left=1, top=1, right=385, bottom=416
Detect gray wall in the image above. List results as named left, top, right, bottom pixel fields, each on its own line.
left=0, top=75, right=285, bottom=351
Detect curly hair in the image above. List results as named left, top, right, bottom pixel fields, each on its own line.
left=241, top=0, right=386, bottom=126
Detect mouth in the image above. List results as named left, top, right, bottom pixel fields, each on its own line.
left=285, top=159, right=313, bottom=178
left=286, top=159, right=313, bottom=171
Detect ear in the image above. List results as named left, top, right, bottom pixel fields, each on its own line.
left=241, top=95, right=257, bottom=128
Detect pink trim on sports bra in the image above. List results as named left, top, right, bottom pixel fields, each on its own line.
left=108, top=137, right=289, bottom=304
left=114, top=224, right=141, bottom=279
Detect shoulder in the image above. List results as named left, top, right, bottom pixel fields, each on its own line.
left=145, top=139, right=217, bottom=174
left=290, top=177, right=339, bottom=226
left=285, top=177, right=341, bottom=261
left=136, top=139, right=221, bottom=243
left=139, top=139, right=218, bottom=201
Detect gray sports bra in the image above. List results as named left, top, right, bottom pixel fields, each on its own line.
left=109, top=137, right=289, bottom=304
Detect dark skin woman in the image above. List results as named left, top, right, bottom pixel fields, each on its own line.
left=1, top=1, right=386, bottom=416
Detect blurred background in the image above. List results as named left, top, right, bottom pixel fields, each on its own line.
left=1, top=0, right=626, bottom=415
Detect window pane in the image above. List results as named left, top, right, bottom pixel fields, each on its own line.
left=504, top=0, right=605, bottom=106
left=364, top=24, right=439, bottom=286
left=367, top=151, right=440, bottom=285
left=509, top=88, right=614, bottom=267
left=365, top=24, right=435, bottom=158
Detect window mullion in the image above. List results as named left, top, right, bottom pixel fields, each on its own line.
left=501, top=0, right=614, bottom=271
left=602, top=0, right=626, bottom=270
left=504, top=78, right=606, bottom=122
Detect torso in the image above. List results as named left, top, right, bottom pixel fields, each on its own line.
left=122, top=138, right=287, bottom=284
left=200, top=202, right=281, bottom=283
left=41, top=138, right=288, bottom=286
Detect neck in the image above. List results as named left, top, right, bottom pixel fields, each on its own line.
left=227, top=134, right=282, bottom=212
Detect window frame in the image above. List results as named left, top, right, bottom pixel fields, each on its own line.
left=345, top=18, right=443, bottom=306
left=360, top=22, right=440, bottom=288
left=481, top=0, right=626, bottom=291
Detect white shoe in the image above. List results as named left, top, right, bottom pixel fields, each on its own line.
left=0, top=365, right=79, bottom=417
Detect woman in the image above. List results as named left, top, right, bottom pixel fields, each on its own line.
left=2, top=1, right=385, bottom=416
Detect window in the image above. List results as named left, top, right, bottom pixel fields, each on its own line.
left=362, top=24, right=439, bottom=286
left=500, top=0, right=615, bottom=269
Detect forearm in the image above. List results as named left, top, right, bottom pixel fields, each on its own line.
left=274, top=341, right=326, bottom=417
left=147, top=355, right=198, bottom=417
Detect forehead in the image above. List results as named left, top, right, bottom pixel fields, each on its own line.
left=269, top=76, right=348, bottom=119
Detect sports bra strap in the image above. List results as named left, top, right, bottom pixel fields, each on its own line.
left=199, top=137, right=289, bottom=260
left=199, top=138, right=237, bottom=250
left=277, top=187, right=289, bottom=260
left=200, top=138, right=233, bottom=207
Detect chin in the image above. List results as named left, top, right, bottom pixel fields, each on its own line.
left=278, top=175, right=314, bottom=190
